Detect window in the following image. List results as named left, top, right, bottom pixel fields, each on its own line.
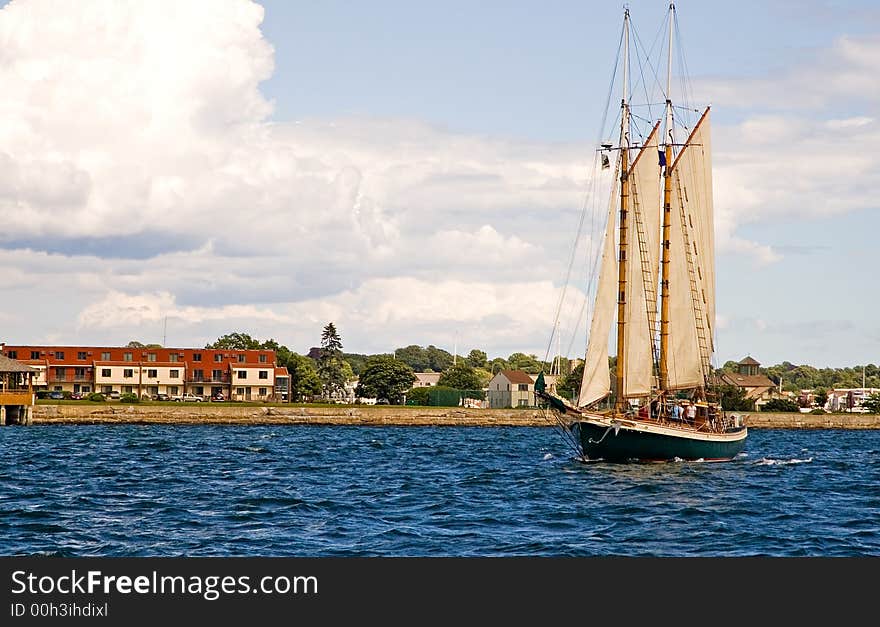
left=123, top=369, right=133, bottom=378
left=169, top=386, right=179, bottom=395
left=193, top=353, right=202, bottom=362
left=237, top=354, right=245, bottom=363
left=169, top=354, right=178, bottom=362
left=237, top=371, right=247, bottom=379
left=123, top=352, right=132, bottom=362
left=259, top=387, right=267, bottom=396
left=214, top=354, right=223, bottom=362
left=56, top=367, right=66, bottom=378
left=194, top=386, right=204, bottom=395
left=236, top=388, right=245, bottom=395
left=123, top=386, right=133, bottom=394
left=6, top=350, right=16, bottom=359
left=74, top=368, right=85, bottom=378
left=77, top=351, right=87, bottom=360
left=212, top=369, right=223, bottom=380
left=147, top=369, right=157, bottom=378
left=193, top=369, right=204, bottom=381
left=101, top=369, right=111, bottom=377
left=169, top=369, right=179, bottom=378
left=259, top=370, right=268, bottom=380
left=55, top=351, right=65, bottom=360
left=518, top=399, right=528, bottom=407
left=102, top=386, right=113, bottom=394
left=259, top=354, right=267, bottom=363
left=31, top=351, right=40, bottom=359
left=148, top=353, right=157, bottom=362
left=101, top=352, right=110, bottom=361
left=518, top=384, right=529, bottom=391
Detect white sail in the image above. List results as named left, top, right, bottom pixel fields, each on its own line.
left=623, top=125, right=661, bottom=397
left=577, top=192, right=618, bottom=407
left=667, top=109, right=714, bottom=389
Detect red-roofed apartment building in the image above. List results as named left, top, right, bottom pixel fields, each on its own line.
left=0, top=344, right=289, bottom=402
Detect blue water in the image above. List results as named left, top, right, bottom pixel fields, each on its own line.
left=0, top=425, right=878, bottom=556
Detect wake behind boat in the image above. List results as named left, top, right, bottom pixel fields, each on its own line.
left=537, top=4, right=747, bottom=462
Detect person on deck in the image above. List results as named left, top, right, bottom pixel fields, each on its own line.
left=686, top=402, right=697, bottom=424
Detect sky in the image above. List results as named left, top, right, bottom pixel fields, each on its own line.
left=0, top=0, right=878, bottom=368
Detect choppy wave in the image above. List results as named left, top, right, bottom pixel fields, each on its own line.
left=0, top=426, right=877, bottom=556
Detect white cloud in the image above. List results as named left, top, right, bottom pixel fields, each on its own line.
left=0, top=1, right=877, bottom=362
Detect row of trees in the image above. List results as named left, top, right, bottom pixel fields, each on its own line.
left=202, top=325, right=532, bottom=404
left=196, top=329, right=879, bottom=407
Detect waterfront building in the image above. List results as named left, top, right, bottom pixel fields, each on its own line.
left=0, top=344, right=282, bottom=402
left=717, top=355, right=780, bottom=411
left=0, top=353, right=36, bottom=425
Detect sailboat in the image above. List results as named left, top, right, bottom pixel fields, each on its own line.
left=536, top=4, right=747, bottom=462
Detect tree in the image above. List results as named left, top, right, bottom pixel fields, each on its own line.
left=438, top=363, right=483, bottom=390
left=717, top=384, right=753, bottom=411
left=126, top=341, right=145, bottom=348
left=317, top=323, right=346, bottom=399
left=488, top=357, right=510, bottom=375
left=760, top=398, right=800, bottom=412
left=813, top=388, right=828, bottom=410
left=557, top=362, right=585, bottom=401
left=356, top=355, right=415, bottom=404
left=406, top=386, right=430, bottom=406
left=206, top=332, right=262, bottom=350
left=425, top=345, right=453, bottom=372
left=287, top=353, right=322, bottom=402
left=862, top=392, right=880, bottom=414
left=507, top=352, right=542, bottom=374
left=465, top=349, right=487, bottom=369
left=394, top=345, right=430, bottom=371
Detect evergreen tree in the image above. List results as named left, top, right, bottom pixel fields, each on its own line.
left=317, top=322, right=346, bottom=399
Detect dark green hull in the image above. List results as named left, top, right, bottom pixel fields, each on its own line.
left=573, top=420, right=747, bottom=462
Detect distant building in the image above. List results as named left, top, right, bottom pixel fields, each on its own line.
left=717, top=355, right=779, bottom=411
left=826, top=388, right=880, bottom=413
left=413, top=372, right=441, bottom=388
left=488, top=370, right=536, bottom=408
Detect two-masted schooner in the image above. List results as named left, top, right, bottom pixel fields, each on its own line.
left=537, top=4, right=748, bottom=462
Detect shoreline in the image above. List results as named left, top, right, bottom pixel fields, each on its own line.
left=22, top=404, right=880, bottom=429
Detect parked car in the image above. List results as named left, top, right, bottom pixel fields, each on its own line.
left=210, top=393, right=226, bottom=402
left=48, top=391, right=64, bottom=400
left=107, top=390, right=121, bottom=400
left=171, top=393, right=203, bottom=402
left=70, top=392, right=84, bottom=400
left=153, top=393, right=170, bottom=401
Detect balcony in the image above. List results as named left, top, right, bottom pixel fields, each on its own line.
left=47, top=374, right=93, bottom=382
left=187, top=374, right=231, bottom=384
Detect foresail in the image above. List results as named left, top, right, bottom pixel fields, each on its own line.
left=623, top=123, right=661, bottom=397
left=578, top=194, right=618, bottom=407
left=667, top=109, right=714, bottom=389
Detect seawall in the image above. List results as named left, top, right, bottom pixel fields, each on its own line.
left=27, top=404, right=880, bottom=428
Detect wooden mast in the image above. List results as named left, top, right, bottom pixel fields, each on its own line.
left=615, top=8, right=630, bottom=412
left=659, top=2, right=675, bottom=393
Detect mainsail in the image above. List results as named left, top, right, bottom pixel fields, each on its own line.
left=667, top=109, right=714, bottom=389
